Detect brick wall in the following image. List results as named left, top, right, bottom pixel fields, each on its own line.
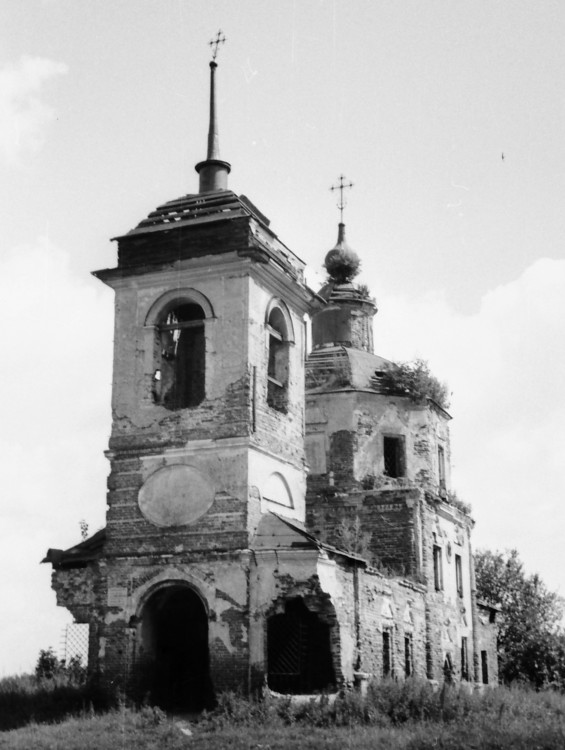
left=307, top=487, right=422, bottom=577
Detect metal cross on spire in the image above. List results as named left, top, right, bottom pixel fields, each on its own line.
left=209, top=30, right=226, bottom=61
left=330, top=174, right=354, bottom=223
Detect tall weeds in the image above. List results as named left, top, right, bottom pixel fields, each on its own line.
left=0, top=672, right=110, bottom=731
left=207, top=678, right=565, bottom=733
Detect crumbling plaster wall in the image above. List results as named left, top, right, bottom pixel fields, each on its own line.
left=312, top=301, right=375, bottom=352
left=105, top=260, right=310, bottom=556
left=94, top=555, right=252, bottom=694
left=247, top=269, right=308, bottom=466
left=109, top=259, right=253, bottom=444
left=420, top=501, right=477, bottom=680
left=109, top=259, right=307, bottom=465
left=105, top=443, right=253, bottom=557
left=248, top=550, right=356, bottom=689
left=306, top=463, right=489, bottom=683
left=357, top=571, right=427, bottom=679
left=306, top=391, right=451, bottom=491
left=248, top=550, right=430, bottom=689
left=51, top=563, right=106, bottom=675
left=476, top=604, right=499, bottom=685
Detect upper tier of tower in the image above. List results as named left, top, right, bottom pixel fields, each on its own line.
left=311, top=222, right=377, bottom=353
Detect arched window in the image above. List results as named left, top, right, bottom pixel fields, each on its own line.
left=153, top=303, right=205, bottom=410
left=267, top=307, right=290, bottom=412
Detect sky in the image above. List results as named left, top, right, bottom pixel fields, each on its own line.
left=1, top=0, right=564, bottom=676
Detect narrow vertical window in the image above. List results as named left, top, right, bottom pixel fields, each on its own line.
left=438, top=445, right=446, bottom=490
left=481, top=650, right=489, bottom=684
left=461, top=637, right=469, bottom=681
left=382, top=630, right=392, bottom=677
left=383, top=436, right=406, bottom=478
left=433, top=545, right=443, bottom=591
left=154, top=303, right=205, bottom=410
left=404, top=635, right=413, bottom=677
left=267, top=308, right=289, bottom=413
left=455, top=554, right=463, bottom=598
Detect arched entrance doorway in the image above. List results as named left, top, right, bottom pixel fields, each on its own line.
left=138, top=583, right=212, bottom=711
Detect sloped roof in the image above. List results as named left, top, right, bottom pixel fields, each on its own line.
left=42, top=528, right=106, bottom=569
left=306, top=345, right=392, bottom=393
left=113, top=190, right=271, bottom=240
left=252, top=512, right=366, bottom=564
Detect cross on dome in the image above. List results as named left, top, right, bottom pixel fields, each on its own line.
left=330, top=174, right=354, bottom=224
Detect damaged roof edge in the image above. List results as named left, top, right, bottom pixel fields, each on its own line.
left=42, top=528, right=106, bottom=568
left=271, top=513, right=368, bottom=565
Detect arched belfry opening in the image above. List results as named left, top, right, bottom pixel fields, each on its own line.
left=267, top=598, right=336, bottom=694
left=153, top=302, right=205, bottom=410
left=138, top=584, right=212, bottom=711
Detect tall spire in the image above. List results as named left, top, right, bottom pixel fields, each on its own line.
left=195, top=30, right=231, bottom=193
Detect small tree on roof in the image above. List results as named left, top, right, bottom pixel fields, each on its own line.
left=380, top=359, right=450, bottom=410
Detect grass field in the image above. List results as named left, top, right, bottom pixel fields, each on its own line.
left=1, top=677, right=565, bottom=749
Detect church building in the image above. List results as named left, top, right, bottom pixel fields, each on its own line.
left=44, top=39, right=497, bottom=710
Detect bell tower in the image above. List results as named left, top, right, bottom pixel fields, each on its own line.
left=94, top=38, right=316, bottom=560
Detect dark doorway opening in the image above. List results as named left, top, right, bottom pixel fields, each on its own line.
left=267, top=598, right=336, bottom=694
left=139, top=585, right=212, bottom=711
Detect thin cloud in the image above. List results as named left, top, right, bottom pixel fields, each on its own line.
left=0, top=56, right=68, bottom=165
left=378, top=258, right=565, bottom=593
left=0, top=238, right=112, bottom=675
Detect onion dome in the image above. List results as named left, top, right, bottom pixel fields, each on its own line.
left=324, top=223, right=361, bottom=283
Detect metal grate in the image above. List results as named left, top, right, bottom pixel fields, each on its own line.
left=268, top=613, right=307, bottom=680
left=267, top=600, right=336, bottom=694
left=60, top=623, right=89, bottom=671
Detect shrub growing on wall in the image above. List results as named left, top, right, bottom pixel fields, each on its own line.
left=380, top=359, right=450, bottom=410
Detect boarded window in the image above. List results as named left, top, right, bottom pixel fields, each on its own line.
left=267, top=308, right=289, bottom=413
left=154, top=303, right=205, bottom=410
left=433, top=545, right=443, bottom=591
left=404, top=634, right=413, bottom=677
left=267, top=598, right=335, bottom=694
left=461, top=637, right=469, bottom=681
left=383, top=436, right=405, bottom=478
left=443, top=653, right=454, bottom=684
left=455, top=554, right=463, bottom=597
left=481, top=650, right=489, bottom=684
left=383, top=630, right=392, bottom=677
left=438, top=445, right=446, bottom=489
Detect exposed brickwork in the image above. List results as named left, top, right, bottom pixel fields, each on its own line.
left=117, top=217, right=252, bottom=270
left=307, top=488, right=421, bottom=576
